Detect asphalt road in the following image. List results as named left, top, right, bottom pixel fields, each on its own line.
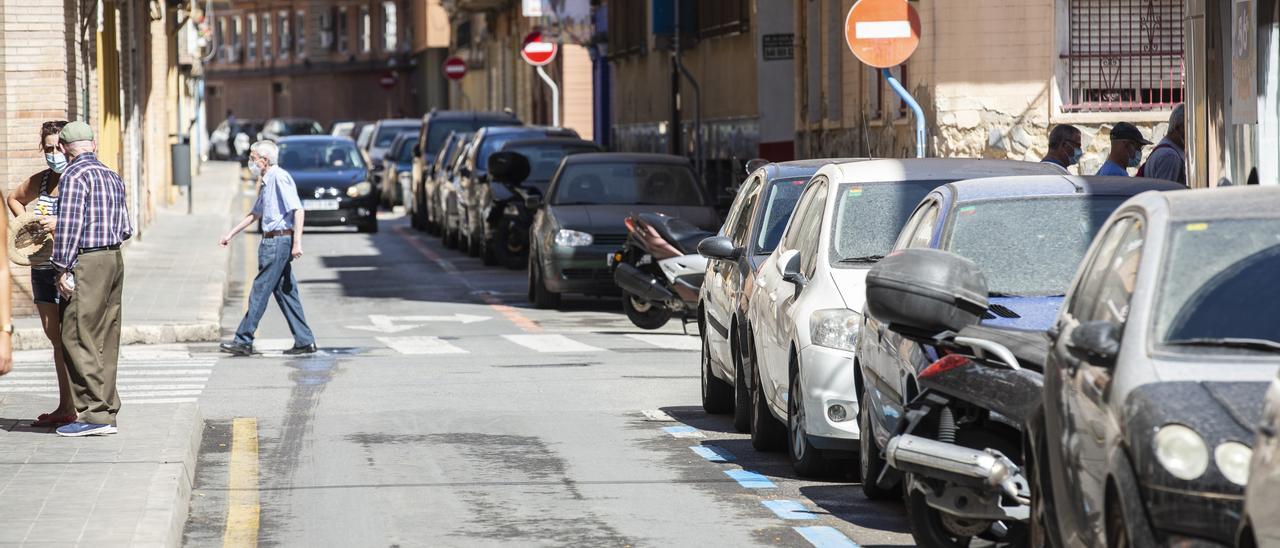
left=181, top=214, right=915, bottom=547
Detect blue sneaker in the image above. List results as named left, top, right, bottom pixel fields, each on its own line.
left=55, top=422, right=118, bottom=437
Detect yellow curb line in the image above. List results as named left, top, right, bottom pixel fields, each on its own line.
left=222, top=417, right=260, bottom=547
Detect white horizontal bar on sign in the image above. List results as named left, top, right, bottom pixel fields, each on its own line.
left=855, top=20, right=912, bottom=39
left=525, top=42, right=555, bottom=53
left=502, top=334, right=603, bottom=353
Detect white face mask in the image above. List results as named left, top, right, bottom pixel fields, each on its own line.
left=45, top=152, right=68, bottom=173
left=249, top=162, right=263, bottom=178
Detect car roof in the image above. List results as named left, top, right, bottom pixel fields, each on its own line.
left=561, top=152, right=692, bottom=166
left=758, top=158, right=866, bottom=180
left=276, top=135, right=352, bottom=144
left=424, top=110, right=520, bottom=123
left=479, top=125, right=573, bottom=136
left=375, top=118, right=421, bottom=127
left=818, top=158, right=1063, bottom=184
left=498, top=138, right=600, bottom=150
left=269, top=117, right=319, bottom=123
left=945, top=175, right=1186, bottom=202
left=1153, top=185, right=1280, bottom=222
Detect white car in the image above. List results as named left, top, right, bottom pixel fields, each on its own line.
left=744, top=158, right=1062, bottom=476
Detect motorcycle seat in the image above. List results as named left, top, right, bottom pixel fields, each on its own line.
left=639, top=213, right=714, bottom=255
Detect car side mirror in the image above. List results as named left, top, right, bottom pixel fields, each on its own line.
left=524, top=195, right=542, bottom=209
left=1066, top=320, right=1122, bottom=368
left=698, top=236, right=741, bottom=261
left=777, top=249, right=807, bottom=290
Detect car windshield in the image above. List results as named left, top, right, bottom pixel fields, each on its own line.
left=282, top=121, right=323, bottom=135
left=500, top=144, right=598, bottom=182
left=830, top=181, right=943, bottom=264
left=478, top=131, right=554, bottom=170
left=426, top=120, right=517, bottom=156
left=754, top=177, right=809, bottom=254
left=552, top=163, right=702, bottom=206
left=395, top=138, right=418, bottom=162
left=947, top=196, right=1125, bottom=296
left=1157, top=218, right=1280, bottom=348
left=375, top=125, right=419, bottom=147
left=278, top=141, right=366, bottom=170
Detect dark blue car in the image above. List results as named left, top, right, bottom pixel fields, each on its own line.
left=857, top=175, right=1185, bottom=483
left=277, top=135, right=378, bottom=233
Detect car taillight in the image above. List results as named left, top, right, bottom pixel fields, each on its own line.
left=919, top=354, right=971, bottom=379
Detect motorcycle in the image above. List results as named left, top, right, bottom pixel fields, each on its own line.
left=608, top=212, right=714, bottom=330
left=484, top=151, right=539, bottom=270
left=864, top=249, right=1056, bottom=547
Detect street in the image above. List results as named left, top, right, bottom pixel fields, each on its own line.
left=179, top=211, right=912, bottom=547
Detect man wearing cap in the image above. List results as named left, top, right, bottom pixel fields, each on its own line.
left=50, top=121, right=132, bottom=437
left=1137, top=104, right=1187, bottom=185
left=1096, top=122, right=1153, bottom=177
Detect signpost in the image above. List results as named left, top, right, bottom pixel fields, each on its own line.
left=844, top=0, right=925, bottom=157
left=443, top=56, right=467, bottom=81
left=521, top=31, right=561, bottom=127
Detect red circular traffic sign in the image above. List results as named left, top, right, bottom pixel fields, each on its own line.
left=443, top=56, right=467, bottom=80
left=844, top=0, right=921, bottom=68
left=378, top=72, right=398, bottom=90
left=520, top=31, right=558, bottom=66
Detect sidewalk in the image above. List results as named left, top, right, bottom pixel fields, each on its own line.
left=13, top=161, right=243, bottom=350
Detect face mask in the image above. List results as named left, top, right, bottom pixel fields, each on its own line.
left=1128, top=146, right=1143, bottom=168
left=45, top=152, right=67, bottom=173
left=1068, top=147, right=1083, bottom=166
left=249, top=163, right=262, bottom=178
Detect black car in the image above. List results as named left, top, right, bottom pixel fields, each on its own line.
left=259, top=117, right=324, bottom=142
left=210, top=118, right=263, bottom=161
left=409, top=110, right=522, bottom=231
left=527, top=153, right=717, bottom=308
left=276, top=136, right=378, bottom=233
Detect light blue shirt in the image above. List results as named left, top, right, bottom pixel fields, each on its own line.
left=253, top=165, right=303, bottom=232
left=1096, top=160, right=1130, bottom=177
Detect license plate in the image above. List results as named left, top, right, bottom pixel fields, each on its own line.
left=303, top=199, right=339, bottom=211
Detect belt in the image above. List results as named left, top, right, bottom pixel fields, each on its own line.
left=262, top=230, right=292, bottom=238
left=80, top=244, right=121, bottom=254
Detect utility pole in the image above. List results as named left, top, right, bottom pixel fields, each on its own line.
left=669, top=0, right=682, bottom=156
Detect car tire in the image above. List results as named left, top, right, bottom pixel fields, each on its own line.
left=750, top=350, right=786, bottom=452
left=731, top=328, right=752, bottom=433
left=481, top=238, right=499, bottom=266
left=531, top=262, right=560, bottom=309
left=860, top=383, right=897, bottom=500
left=701, top=334, right=733, bottom=415
left=788, top=358, right=829, bottom=477
left=467, top=229, right=483, bottom=257
left=358, top=219, right=378, bottom=234
left=443, top=223, right=458, bottom=249
left=622, top=295, right=671, bottom=330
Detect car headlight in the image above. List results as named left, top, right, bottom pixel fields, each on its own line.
left=346, top=182, right=373, bottom=198
left=1154, top=424, right=1209, bottom=480
left=1214, top=441, right=1252, bottom=486
left=554, top=229, right=593, bottom=247
left=810, top=309, right=860, bottom=351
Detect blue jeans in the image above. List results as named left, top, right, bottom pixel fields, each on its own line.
left=234, top=236, right=315, bottom=347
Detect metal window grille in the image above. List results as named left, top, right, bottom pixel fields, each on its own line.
left=608, top=0, right=648, bottom=57
left=697, top=0, right=750, bottom=39
left=1063, top=0, right=1185, bottom=112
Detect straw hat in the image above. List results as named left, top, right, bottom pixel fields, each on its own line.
left=8, top=211, right=54, bottom=267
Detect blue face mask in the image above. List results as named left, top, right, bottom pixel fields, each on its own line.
left=1128, top=146, right=1143, bottom=168
left=45, top=152, right=67, bottom=173
left=1069, top=147, right=1083, bottom=166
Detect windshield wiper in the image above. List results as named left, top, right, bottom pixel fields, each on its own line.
left=838, top=255, right=884, bottom=264
left=1166, top=338, right=1280, bottom=353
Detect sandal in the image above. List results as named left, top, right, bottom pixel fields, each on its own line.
left=31, top=412, right=77, bottom=428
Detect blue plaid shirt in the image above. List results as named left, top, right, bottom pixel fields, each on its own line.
left=253, top=165, right=304, bottom=232
left=51, top=153, right=133, bottom=272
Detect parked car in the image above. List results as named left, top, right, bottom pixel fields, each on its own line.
left=1040, top=185, right=1279, bottom=547
left=209, top=118, right=263, bottom=162
left=440, top=137, right=477, bottom=250
left=432, top=132, right=474, bottom=243
left=527, top=153, right=717, bottom=308
left=1243, top=369, right=1280, bottom=548
left=276, top=135, right=378, bottom=233
left=697, top=160, right=852, bottom=434
left=354, top=122, right=376, bottom=150
left=363, top=119, right=422, bottom=196
left=330, top=120, right=365, bottom=138
left=410, top=111, right=522, bottom=230
left=258, top=117, right=324, bottom=142
left=413, top=131, right=465, bottom=233
left=379, top=133, right=419, bottom=208
left=483, top=138, right=601, bottom=268
left=455, top=126, right=579, bottom=257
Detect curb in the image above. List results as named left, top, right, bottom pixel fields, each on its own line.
left=133, top=403, right=204, bottom=547
left=13, top=322, right=221, bottom=350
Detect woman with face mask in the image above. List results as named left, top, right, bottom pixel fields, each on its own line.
left=5, top=120, right=74, bottom=427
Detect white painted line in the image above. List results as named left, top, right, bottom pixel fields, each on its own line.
left=377, top=336, right=468, bottom=355
left=131, top=397, right=197, bottom=404
left=119, top=390, right=205, bottom=397
left=626, top=334, right=700, bottom=351
left=0, top=383, right=207, bottom=392
left=1, top=369, right=211, bottom=378
left=855, top=20, right=912, bottom=39
left=641, top=409, right=676, bottom=422
left=502, top=334, right=603, bottom=353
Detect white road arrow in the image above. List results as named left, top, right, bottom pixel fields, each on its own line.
left=345, top=314, right=491, bottom=333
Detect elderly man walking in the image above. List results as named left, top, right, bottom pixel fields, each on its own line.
left=50, top=121, right=132, bottom=437
left=218, top=140, right=316, bottom=356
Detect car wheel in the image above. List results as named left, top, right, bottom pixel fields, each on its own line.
left=443, top=222, right=458, bottom=249
left=788, top=359, right=828, bottom=477
left=481, top=237, right=499, bottom=266
left=701, top=333, right=733, bottom=414
left=731, top=329, right=752, bottom=433
left=527, top=253, right=538, bottom=304
left=622, top=295, right=671, bottom=330
left=358, top=219, right=378, bottom=234
left=532, top=263, right=560, bottom=309
left=467, top=229, right=483, bottom=257
left=860, top=383, right=897, bottom=500
left=750, top=349, right=786, bottom=452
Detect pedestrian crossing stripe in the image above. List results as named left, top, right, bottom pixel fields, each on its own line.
left=376, top=336, right=467, bottom=355
left=502, top=334, right=604, bottom=353
left=0, top=357, right=214, bottom=405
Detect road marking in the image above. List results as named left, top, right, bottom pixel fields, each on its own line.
left=502, top=334, right=601, bottom=353
left=641, top=409, right=676, bottom=421
left=662, top=425, right=705, bottom=439
left=793, top=526, right=859, bottom=548
left=724, top=469, right=776, bottom=489
left=483, top=299, right=543, bottom=333
left=690, top=445, right=735, bottom=462
left=762, top=500, right=818, bottom=520
left=348, top=314, right=491, bottom=333
left=626, top=334, right=701, bottom=351
left=376, top=336, right=468, bottom=355
left=223, top=417, right=260, bottom=548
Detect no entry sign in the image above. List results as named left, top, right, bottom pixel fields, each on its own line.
left=443, top=56, right=467, bottom=80
left=520, top=31, right=558, bottom=66
left=378, top=71, right=398, bottom=90
left=844, top=0, right=921, bottom=68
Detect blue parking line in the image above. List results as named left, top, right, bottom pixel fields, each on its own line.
left=762, top=500, right=816, bottom=520
left=689, top=445, right=735, bottom=462
left=723, top=469, right=775, bottom=489
left=663, top=425, right=698, bottom=435
left=793, top=526, right=859, bottom=548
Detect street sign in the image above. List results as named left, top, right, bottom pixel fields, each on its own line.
left=443, top=56, right=467, bottom=80
left=378, top=72, right=398, bottom=90
left=844, top=0, right=921, bottom=68
left=520, top=31, right=558, bottom=66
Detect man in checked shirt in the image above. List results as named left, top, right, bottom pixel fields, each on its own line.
left=49, top=121, right=132, bottom=437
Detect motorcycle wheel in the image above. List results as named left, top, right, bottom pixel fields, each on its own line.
left=622, top=295, right=671, bottom=330
left=701, top=334, right=733, bottom=414
left=860, top=383, right=898, bottom=500
left=788, top=361, right=829, bottom=477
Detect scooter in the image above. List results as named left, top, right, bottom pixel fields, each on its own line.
left=607, top=212, right=713, bottom=330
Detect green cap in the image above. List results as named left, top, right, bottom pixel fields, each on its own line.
left=59, top=121, right=94, bottom=143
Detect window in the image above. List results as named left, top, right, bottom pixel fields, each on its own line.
left=866, top=67, right=883, bottom=120
left=262, top=13, right=272, bottom=59
left=359, top=6, right=371, bottom=53
left=697, top=0, right=750, bottom=38
left=1075, top=218, right=1144, bottom=324
left=779, top=183, right=823, bottom=252
left=905, top=203, right=938, bottom=249
left=382, top=1, right=398, bottom=52
left=1062, top=0, right=1185, bottom=112
left=278, top=10, right=290, bottom=58
left=796, top=181, right=828, bottom=277
left=295, top=11, right=306, bottom=56
left=247, top=14, right=257, bottom=60
left=215, top=18, right=226, bottom=62
left=726, top=176, right=761, bottom=247
left=337, top=7, right=349, bottom=53
left=608, top=0, right=647, bottom=56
